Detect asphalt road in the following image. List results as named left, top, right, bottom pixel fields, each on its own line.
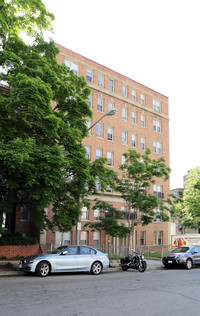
left=1, top=268, right=200, bottom=316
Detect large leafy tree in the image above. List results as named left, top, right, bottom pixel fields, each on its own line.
left=116, top=149, right=170, bottom=246
left=169, top=167, right=200, bottom=230
left=0, top=0, right=95, bottom=232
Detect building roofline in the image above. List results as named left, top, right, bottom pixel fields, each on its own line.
left=55, top=43, right=168, bottom=100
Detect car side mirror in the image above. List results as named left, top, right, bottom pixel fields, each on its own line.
left=61, top=251, right=67, bottom=255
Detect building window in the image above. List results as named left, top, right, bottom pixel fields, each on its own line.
left=84, top=146, right=91, bottom=159
left=107, top=151, right=113, bottom=166
left=140, top=231, right=146, bottom=246
left=122, top=85, right=127, bottom=97
left=93, top=231, right=100, bottom=248
left=95, top=177, right=101, bottom=191
left=153, top=119, right=161, bottom=132
left=122, top=107, right=127, bottom=120
left=86, top=69, right=93, bottom=82
left=132, top=89, right=136, bottom=101
left=80, top=231, right=88, bottom=245
left=86, top=95, right=92, bottom=107
left=96, top=148, right=102, bottom=159
left=106, top=184, right=112, bottom=192
left=141, top=136, right=145, bottom=150
left=154, top=231, right=163, bottom=245
left=20, top=204, right=30, bottom=221
left=153, top=185, right=163, bottom=198
left=132, top=134, right=137, bottom=147
left=81, top=207, right=89, bottom=220
left=141, top=93, right=145, bottom=105
left=109, top=79, right=114, bottom=92
left=65, top=59, right=78, bottom=75
left=94, top=208, right=100, bottom=220
left=122, top=155, right=126, bottom=165
left=153, top=141, right=162, bottom=154
left=121, top=205, right=127, bottom=219
left=86, top=121, right=91, bottom=135
left=97, top=98, right=103, bottom=112
left=122, top=131, right=127, bottom=145
left=96, top=123, right=103, bottom=137
left=154, top=209, right=162, bottom=222
left=141, top=114, right=145, bottom=127
left=153, top=98, right=161, bottom=112
left=108, top=126, right=113, bottom=141
left=132, top=111, right=136, bottom=124
left=98, top=74, right=104, bottom=87
left=108, top=101, right=114, bottom=111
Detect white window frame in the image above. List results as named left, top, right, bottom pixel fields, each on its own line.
left=154, top=209, right=162, bottom=222
left=141, top=93, right=145, bottom=105
left=97, top=97, right=103, bottom=112
left=86, top=69, right=93, bottom=82
left=80, top=231, right=88, bottom=245
left=132, top=89, right=136, bottom=101
left=132, top=111, right=136, bottom=124
left=84, top=145, right=91, bottom=159
left=94, top=209, right=100, bottom=221
left=153, top=98, right=161, bottom=112
left=107, top=151, right=113, bottom=166
left=65, top=59, right=78, bottom=75
left=81, top=207, right=89, bottom=221
left=122, top=107, right=127, bottom=120
left=122, top=131, right=128, bottom=145
left=154, top=231, right=163, bottom=245
left=107, top=126, right=113, bottom=141
left=96, top=123, right=103, bottom=137
left=109, top=79, right=114, bottom=92
left=132, top=134, right=137, bottom=147
left=96, top=148, right=102, bottom=159
left=93, top=231, right=100, bottom=248
left=140, top=231, right=146, bottom=246
left=141, top=114, right=145, bottom=127
left=153, top=119, right=161, bottom=133
left=108, top=101, right=114, bottom=111
left=98, top=74, right=104, bottom=87
left=86, top=95, right=92, bottom=107
left=141, top=136, right=145, bottom=150
left=153, top=141, right=162, bottom=154
left=122, top=85, right=127, bottom=97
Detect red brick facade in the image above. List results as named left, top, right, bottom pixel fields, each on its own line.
left=43, top=44, right=171, bottom=249
left=0, top=245, right=42, bottom=259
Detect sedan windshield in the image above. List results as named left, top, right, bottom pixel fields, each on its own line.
left=172, top=247, right=190, bottom=253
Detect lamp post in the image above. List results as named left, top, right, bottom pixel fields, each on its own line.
left=88, top=108, right=118, bottom=131
left=76, top=107, right=117, bottom=245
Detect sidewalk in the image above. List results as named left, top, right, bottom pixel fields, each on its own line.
left=0, top=259, right=164, bottom=276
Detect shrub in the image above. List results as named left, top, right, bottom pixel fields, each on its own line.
left=0, top=233, right=38, bottom=246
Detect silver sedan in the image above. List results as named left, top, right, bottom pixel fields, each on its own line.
left=19, top=245, right=110, bottom=277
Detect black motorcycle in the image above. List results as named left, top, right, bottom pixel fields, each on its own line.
left=120, top=249, right=147, bottom=272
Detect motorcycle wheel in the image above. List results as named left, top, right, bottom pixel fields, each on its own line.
left=122, top=266, right=128, bottom=271
left=138, top=261, right=147, bottom=272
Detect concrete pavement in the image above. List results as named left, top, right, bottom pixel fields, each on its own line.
left=0, top=259, right=164, bottom=276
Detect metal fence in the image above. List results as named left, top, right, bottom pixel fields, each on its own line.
left=43, top=243, right=171, bottom=259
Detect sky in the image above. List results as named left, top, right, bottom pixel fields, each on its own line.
left=42, top=0, right=200, bottom=189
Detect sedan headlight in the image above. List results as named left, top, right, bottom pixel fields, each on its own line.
left=26, top=259, right=37, bottom=264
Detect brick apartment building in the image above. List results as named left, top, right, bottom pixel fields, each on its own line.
left=41, top=44, right=171, bottom=251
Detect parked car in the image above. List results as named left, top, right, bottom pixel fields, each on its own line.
left=19, top=245, right=110, bottom=277
left=162, top=246, right=200, bottom=269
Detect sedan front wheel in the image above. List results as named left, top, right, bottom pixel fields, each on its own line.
left=186, top=259, right=192, bottom=270
left=36, top=261, right=50, bottom=277
left=90, top=261, right=102, bottom=275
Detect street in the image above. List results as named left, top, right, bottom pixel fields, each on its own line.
left=1, top=268, right=200, bottom=316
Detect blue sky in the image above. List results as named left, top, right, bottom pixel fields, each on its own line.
left=43, top=0, right=200, bottom=189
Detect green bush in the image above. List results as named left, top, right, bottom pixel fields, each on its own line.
left=0, top=233, right=38, bottom=246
